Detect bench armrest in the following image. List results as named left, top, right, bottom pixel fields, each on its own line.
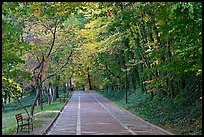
left=26, top=116, right=35, bottom=122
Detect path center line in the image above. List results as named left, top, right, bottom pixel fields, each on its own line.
left=89, top=92, right=137, bottom=135
left=76, top=92, right=81, bottom=135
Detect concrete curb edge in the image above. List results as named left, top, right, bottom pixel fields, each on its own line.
left=41, top=93, right=73, bottom=135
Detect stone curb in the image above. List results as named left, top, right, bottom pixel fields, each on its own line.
left=41, top=93, right=73, bottom=135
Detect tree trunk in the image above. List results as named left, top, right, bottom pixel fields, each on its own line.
left=39, top=87, right=43, bottom=110
left=2, top=99, right=5, bottom=112
left=55, top=85, right=59, bottom=99
left=4, top=92, right=7, bottom=104
left=20, top=92, right=23, bottom=99
left=30, top=85, right=35, bottom=96
left=47, top=87, right=51, bottom=105
left=30, top=86, right=40, bottom=117
left=106, top=84, right=109, bottom=96
left=51, top=84, right=54, bottom=102
left=166, top=39, right=173, bottom=99
left=8, top=94, right=11, bottom=103
left=53, top=84, right=57, bottom=101
left=87, top=69, right=92, bottom=90
left=125, top=66, right=128, bottom=104
left=63, top=83, right=66, bottom=102
left=9, top=90, right=30, bottom=118
left=167, top=77, right=173, bottom=99
left=150, top=91, right=154, bottom=101
left=69, top=78, right=73, bottom=91
left=200, top=75, right=202, bottom=96
left=48, top=85, right=53, bottom=104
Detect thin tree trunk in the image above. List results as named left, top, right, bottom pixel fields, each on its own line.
left=166, top=40, right=173, bottom=99
left=106, top=84, right=109, bottom=96
left=167, top=77, right=173, bottom=99
left=55, top=85, right=59, bottom=99
left=30, top=87, right=40, bottom=117
left=49, top=87, right=53, bottom=104
left=8, top=94, right=11, bottom=103
left=69, top=78, right=73, bottom=91
left=129, top=27, right=156, bottom=76
left=30, top=85, right=35, bottom=96
left=125, top=64, right=128, bottom=104
left=53, top=84, right=57, bottom=101
left=8, top=90, right=30, bottom=118
left=40, top=87, right=43, bottom=110
left=4, top=92, right=7, bottom=104
left=87, top=69, right=92, bottom=90
left=46, top=87, right=51, bottom=105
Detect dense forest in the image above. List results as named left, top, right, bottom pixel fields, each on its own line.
left=2, top=2, right=202, bottom=135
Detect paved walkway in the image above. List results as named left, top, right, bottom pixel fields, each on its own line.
left=47, top=90, right=174, bottom=135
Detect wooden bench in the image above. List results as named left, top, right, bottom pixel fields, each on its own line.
left=15, top=113, right=34, bottom=133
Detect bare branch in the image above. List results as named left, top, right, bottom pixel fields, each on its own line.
left=41, top=23, right=53, bottom=34
left=41, top=51, right=73, bottom=84
left=45, top=18, right=62, bottom=59
left=46, top=26, right=57, bottom=58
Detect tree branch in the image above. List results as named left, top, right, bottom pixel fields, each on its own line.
left=45, top=19, right=61, bottom=59
left=41, top=51, right=73, bottom=84
left=40, top=22, right=54, bottom=34
left=46, top=26, right=57, bottom=58
left=129, top=27, right=156, bottom=76
left=8, top=90, right=30, bottom=118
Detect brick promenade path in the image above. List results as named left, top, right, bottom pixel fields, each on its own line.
left=47, top=90, right=174, bottom=135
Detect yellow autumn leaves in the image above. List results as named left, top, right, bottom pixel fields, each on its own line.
left=2, top=76, right=22, bottom=95
left=34, top=7, right=41, bottom=17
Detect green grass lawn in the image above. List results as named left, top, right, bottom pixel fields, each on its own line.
left=36, top=112, right=58, bottom=118
left=2, top=98, right=68, bottom=135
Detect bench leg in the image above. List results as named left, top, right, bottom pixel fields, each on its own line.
left=28, top=124, right=30, bottom=133
left=16, top=126, right=19, bottom=133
